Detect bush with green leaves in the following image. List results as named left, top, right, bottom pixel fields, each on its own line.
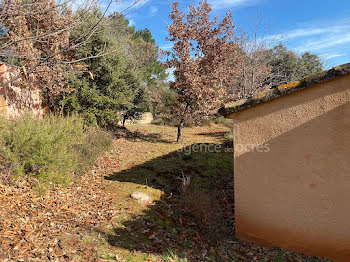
left=223, top=132, right=234, bottom=148
left=0, top=114, right=112, bottom=185
left=59, top=10, right=165, bottom=127
left=268, top=43, right=323, bottom=86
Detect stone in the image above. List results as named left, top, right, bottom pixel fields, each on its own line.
left=130, top=192, right=152, bottom=203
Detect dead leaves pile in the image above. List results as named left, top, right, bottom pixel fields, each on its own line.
left=0, top=171, right=117, bottom=261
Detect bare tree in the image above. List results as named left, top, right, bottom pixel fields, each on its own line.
left=231, top=15, right=273, bottom=99
left=230, top=16, right=324, bottom=99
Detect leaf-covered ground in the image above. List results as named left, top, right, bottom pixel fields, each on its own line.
left=0, top=124, right=332, bottom=261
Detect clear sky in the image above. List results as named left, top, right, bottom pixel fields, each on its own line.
left=117, top=0, right=350, bottom=69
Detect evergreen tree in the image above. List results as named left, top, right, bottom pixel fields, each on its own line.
left=60, top=9, right=158, bottom=127
left=268, top=43, right=323, bottom=86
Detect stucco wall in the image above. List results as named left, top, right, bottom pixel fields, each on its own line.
left=227, top=73, right=350, bottom=261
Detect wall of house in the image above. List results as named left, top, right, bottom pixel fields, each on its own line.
left=227, top=73, right=350, bottom=261
left=0, top=64, right=47, bottom=119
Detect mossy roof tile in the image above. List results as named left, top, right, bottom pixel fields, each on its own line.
left=219, top=62, right=350, bottom=116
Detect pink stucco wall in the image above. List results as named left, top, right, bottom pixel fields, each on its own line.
left=227, top=73, right=350, bottom=261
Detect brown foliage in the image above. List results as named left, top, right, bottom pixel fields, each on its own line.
left=164, top=0, right=240, bottom=133
left=0, top=171, right=117, bottom=260
left=0, top=0, right=74, bottom=105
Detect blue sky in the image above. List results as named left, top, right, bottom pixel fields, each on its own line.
left=116, top=0, right=350, bottom=69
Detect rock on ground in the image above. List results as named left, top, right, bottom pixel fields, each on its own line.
left=130, top=192, right=152, bottom=203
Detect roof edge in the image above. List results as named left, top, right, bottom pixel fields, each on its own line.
left=219, top=62, right=350, bottom=116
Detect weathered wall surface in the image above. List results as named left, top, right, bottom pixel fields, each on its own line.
left=227, top=73, right=350, bottom=261
left=121, top=112, right=154, bottom=125
left=0, top=86, right=7, bottom=117
left=0, top=64, right=47, bottom=119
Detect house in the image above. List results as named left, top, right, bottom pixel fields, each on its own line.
left=219, top=63, right=350, bottom=261
left=0, top=63, right=48, bottom=119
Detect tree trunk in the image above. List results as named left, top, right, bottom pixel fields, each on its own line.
left=177, top=117, right=185, bottom=142
left=177, top=103, right=189, bottom=143
left=122, top=115, right=127, bottom=128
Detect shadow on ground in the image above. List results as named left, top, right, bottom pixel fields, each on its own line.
left=112, top=126, right=173, bottom=144
left=102, top=143, right=235, bottom=260
left=97, top=131, right=329, bottom=261
left=196, top=131, right=229, bottom=139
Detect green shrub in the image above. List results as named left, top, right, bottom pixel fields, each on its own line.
left=212, top=116, right=228, bottom=125
left=182, top=154, right=193, bottom=161
left=153, top=116, right=229, bottom=128
left=162, top=250, right=188, bottom=262
left=152, top=116, right=178, bottom=127
left=0, top=114, right=112, bottom=185
left=152, top=118, right=166, bottom=126
left=77, top=125, right=113, bottom=169
left=223, top=132, right=233, bottom=148
left=197, top=116, right=230, bottom=126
